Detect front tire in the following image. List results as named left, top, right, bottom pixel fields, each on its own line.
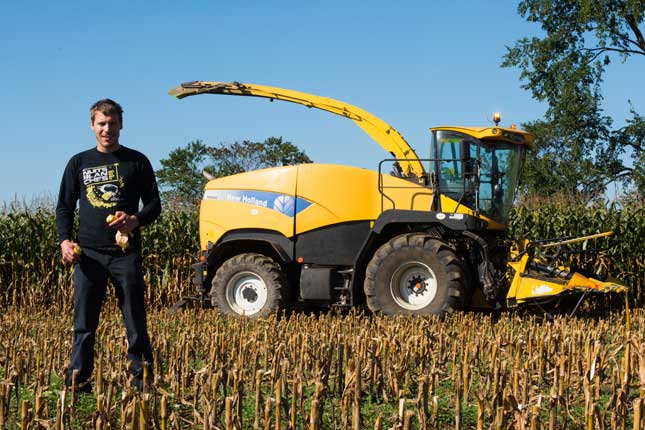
left=364, top=234, right=465, bottom=316
left=211, top=253, right=285, bottom=318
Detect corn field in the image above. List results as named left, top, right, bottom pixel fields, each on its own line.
left=1, top=199, right=644, bottom=428
left=1, top=199, right=643, bottom=309
left=508, top=199, right=645, bottom=303
left=0, top=204, right=198, bottom=309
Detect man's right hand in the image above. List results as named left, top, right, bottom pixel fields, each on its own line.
left=61, top=240, right=81, bottom=264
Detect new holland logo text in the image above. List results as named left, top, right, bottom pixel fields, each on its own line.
left=203, top=190, right=311, bottom=217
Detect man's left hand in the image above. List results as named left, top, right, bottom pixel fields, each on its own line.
left=108, top=211, right=139, bottom=235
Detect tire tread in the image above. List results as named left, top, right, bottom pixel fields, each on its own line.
left=211, top=253, right=285, bottom=318
left=364, top=234, right=466, bottom=316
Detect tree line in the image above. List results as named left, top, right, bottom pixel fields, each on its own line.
left=503, top=0, right=644, bottom=198
left=156, top=137, right=312, bottom=205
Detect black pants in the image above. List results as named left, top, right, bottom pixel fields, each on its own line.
left=68, top=247, right=153, bottom=386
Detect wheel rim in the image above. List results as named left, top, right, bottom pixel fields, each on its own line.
left=225, top=271, right=269, bottom=316
left=389, top=261, right=438, bottom=310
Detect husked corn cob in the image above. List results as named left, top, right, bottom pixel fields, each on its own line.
left=115, top=230, right=129, bottom=252
left=106, top=213, right=129, bottom=251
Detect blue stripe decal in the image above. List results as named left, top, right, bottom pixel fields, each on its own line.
left=204, top=189, right=311, bottom=217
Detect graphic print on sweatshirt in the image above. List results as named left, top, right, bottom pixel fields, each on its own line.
left=82, top=163, right=124, bottom=208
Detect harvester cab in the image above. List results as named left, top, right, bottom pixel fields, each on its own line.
left=169, top=81, right=627, bottom=317
left=428, top=126, right=530, bottom=228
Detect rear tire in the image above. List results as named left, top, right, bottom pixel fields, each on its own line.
left=211, top=253, right=285, bottom=318
left=364, top=234, right=465, bottom=316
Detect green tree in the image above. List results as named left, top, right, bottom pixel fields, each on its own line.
left=156, top=137, right=312, bottom=204
left=156, top=139, right=210, bottom=204
left=502, top=0, right=645, bottom=197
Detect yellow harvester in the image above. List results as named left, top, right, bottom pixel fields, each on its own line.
left=169, top=81, right=627, bottom=317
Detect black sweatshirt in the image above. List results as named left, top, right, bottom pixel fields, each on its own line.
left=56, top=146, right=161, bottom=251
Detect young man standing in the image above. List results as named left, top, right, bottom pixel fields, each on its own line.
left=56, top=99, right=161, bottom=391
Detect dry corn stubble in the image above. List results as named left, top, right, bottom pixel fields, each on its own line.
left=1, top=306, right=644, bottom=429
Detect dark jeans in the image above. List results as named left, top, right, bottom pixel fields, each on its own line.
left=68, top=247, right=153, bottom=386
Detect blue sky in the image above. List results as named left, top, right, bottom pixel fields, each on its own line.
left=0, top=1, right=642, bottom=205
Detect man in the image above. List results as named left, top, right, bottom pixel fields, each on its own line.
left=56, top=99, right=161, bottom=392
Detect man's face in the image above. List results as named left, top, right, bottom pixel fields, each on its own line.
left=91, top=111, right=121, bottom=152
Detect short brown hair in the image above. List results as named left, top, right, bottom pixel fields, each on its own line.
left=90, top=99, right=123, bottom=124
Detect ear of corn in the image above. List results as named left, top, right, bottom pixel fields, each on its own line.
left=115, top=230, right=129, bottom=252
